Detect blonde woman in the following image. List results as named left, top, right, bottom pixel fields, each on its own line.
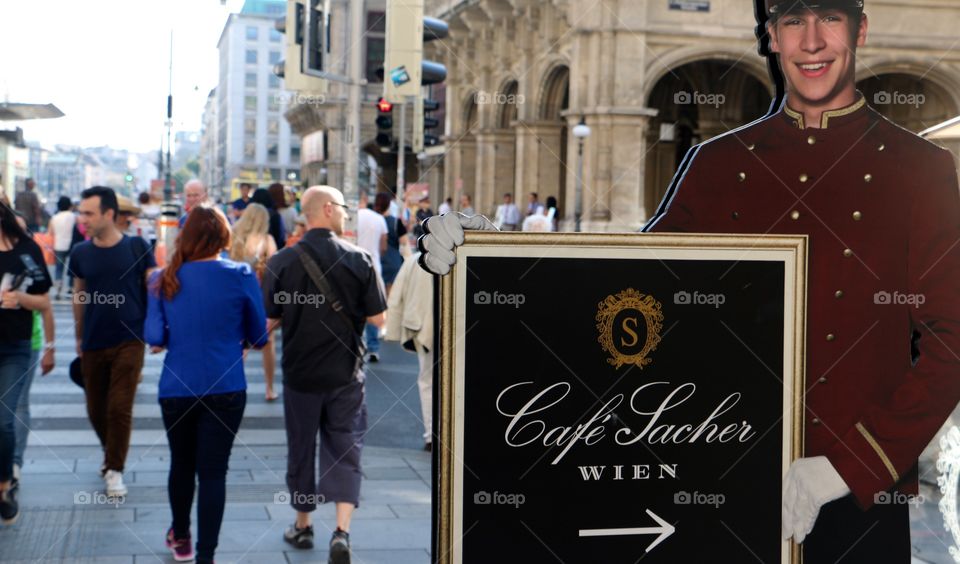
left=230, top=203, right=279, bottom=400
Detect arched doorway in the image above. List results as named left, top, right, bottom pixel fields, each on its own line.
left=453, top=95, right=480, bottom=207
left=538, top=64, right=570, bottom=224
left=487, top=79, right=520, bottom=209
left=857, top=73, right=957, bottom=133
left=645, top=60, right=772, bottom=215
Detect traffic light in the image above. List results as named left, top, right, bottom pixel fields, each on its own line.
left=274, top=0, right=328, bottom=94
left=412, top=94, right=441, bottom=152
left=422, top=96, right=440, bottom=147
left=383, top=1, right=448, bottom=104
left=376, top=98, right=394, bottom=151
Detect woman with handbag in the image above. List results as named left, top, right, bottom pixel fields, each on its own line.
left=230, top=203, right=280, bottom=400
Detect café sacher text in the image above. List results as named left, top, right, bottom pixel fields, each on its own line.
left=495, top=380, right=758, bottom=467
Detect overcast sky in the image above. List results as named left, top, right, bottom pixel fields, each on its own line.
left=1, top=0, right=247, bottom=154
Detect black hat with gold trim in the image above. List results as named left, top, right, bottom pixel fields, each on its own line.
left=766, top=0, right=864, bottom=14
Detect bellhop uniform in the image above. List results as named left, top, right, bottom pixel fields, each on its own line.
left=647, top=96, right=960, bottom=561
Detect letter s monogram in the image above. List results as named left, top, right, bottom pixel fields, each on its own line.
left=620, top=317, right=639, bottom=348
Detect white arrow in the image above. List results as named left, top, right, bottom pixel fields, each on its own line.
left=578, top=509, right=676, bottom=553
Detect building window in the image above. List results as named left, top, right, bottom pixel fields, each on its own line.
left=268, top=119, right=279, bottom=135
left=245, top=95, right=257, bottom=111
left=245, top=118, right=256, bottom=134
left=291, top=145, right=301, bottom=162
left=366, top=38, right=385, bottom=83
left=246, top=26, right=258, bottom=40
left=365, top=12, right=386, bottom=83
left=267, top=143, right=279, bottom=162
left=270, top=28, right=281, bottom=42
left=269, top=51, right=281, bottom=65
left=245, top=72, right=257, bottom=88
left=366, top=11, right=386, bottom=33
left=267, top=96, right=280, bottom=112
left=268, top=74, right=280, bottom=89
left=244, top=142, right=255, bottom=160
left=269, top=168, right=282, bottom=181
left=246, top=49, right=258, bottom=64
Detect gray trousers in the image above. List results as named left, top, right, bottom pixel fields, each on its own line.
left=283, top=380, right=367, bottom=511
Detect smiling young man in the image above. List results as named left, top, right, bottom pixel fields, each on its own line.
left=415, top=0, right=960, bottom=561
left=642, top=1, right=960, bottom=561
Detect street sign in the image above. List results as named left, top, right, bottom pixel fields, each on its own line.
left=669, top=0, right=710, bottom=12
left=436, top=232, right=807, bottom=563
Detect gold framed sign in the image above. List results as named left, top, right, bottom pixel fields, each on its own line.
left=436, top=232, right=807, bottom=564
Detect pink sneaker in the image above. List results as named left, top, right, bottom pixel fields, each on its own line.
left=166, top=527, right=195, bottom=562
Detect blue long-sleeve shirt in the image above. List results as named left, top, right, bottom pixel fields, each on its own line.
left=145, top=259, right=268, bottom=398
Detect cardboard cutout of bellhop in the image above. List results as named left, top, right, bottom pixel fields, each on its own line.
left=418, top=1, right=960, bottom=561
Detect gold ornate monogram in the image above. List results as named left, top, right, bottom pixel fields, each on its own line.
left=596, top=288, right=664, bottom=369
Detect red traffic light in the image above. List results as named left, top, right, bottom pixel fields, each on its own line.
left=377, top=98, right=393, bottom=113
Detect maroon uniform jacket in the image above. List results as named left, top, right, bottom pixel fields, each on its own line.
left=648, top=95, right=960, bottom=509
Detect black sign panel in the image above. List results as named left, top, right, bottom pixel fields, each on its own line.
left=437, top=233, right=806, bottom=564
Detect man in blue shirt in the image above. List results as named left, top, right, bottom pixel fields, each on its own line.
left=230, top=182, right=253, bottom=222
left=71, top=186, right=157, bottom=498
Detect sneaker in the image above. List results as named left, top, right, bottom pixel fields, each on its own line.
left=0, top=487, right=19, bottom=525
left=284, top=524, right=314, bottom=549
left=329, top=529, right=351, bottom=564
left=366, top=352, right=380, bottom=363
left=104, top=470, right=127, bottom=497
left=166, top=527, right=195, bottom=562
left=12, top=463, right=20, bottom=482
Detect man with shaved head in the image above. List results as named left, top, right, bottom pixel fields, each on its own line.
left=261, top=185, right=386, bottom=562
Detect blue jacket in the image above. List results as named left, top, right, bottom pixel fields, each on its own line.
left=146, top=259, right=268, bottom=398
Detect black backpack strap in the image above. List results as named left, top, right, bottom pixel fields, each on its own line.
left=293, top=243, right=367, bottom=366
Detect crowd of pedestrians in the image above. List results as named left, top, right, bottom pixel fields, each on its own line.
left=0, top=178, right=467, bottom=563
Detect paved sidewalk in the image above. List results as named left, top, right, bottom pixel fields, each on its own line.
left=3, top=445, right=430, bottom=563
left=0, top=302, right=432, bottom=563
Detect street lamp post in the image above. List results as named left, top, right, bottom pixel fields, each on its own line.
left=572, top=116, right=591, bottom=232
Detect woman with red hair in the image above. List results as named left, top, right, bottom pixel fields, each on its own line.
left=145, top=206, right=267, bottom=564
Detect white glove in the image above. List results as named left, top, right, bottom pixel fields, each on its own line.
left=417, top=212, right=498, bottom=275
left=781, top=456, right=850, bottom=544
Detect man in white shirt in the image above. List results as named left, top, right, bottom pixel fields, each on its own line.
left=355, top=192, right=388, bottom=362
left=48, top=196, right=78, bottom=299
left=438, top=197, right=453, bottom=216
left=494, top=193, right=521, bottom=231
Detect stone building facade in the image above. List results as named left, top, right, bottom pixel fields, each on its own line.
left=426, top=0, right=960, bottom=231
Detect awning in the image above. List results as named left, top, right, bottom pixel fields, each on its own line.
left=0, top=103, right=65, bottom=121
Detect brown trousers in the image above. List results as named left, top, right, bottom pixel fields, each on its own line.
left=81, top=340, right=144, bottom=472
